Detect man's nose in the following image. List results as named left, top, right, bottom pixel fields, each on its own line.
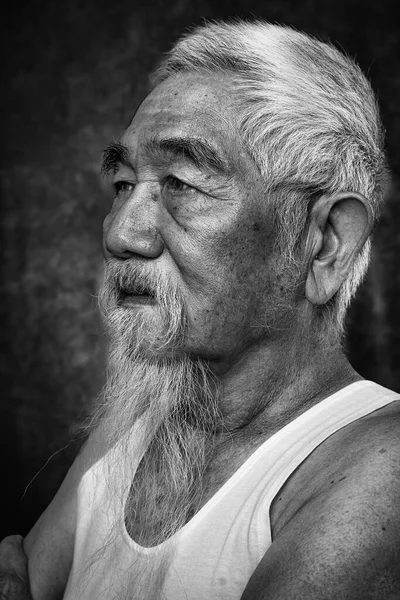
left=103, top=185, right=164, bottom=260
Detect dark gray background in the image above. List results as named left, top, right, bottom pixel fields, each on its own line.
left=1, top=0, right=399, bottom=539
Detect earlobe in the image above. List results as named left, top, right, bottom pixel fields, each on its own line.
left=305, top=192, right=373, bottom=305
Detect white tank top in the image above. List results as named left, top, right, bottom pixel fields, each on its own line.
left=63, top=381, right=399, bottom=600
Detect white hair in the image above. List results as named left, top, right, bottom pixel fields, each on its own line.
left=152, top=19, right=388, bottom=340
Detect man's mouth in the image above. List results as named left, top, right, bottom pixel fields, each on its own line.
left=118, top=285, right=156, bottom=307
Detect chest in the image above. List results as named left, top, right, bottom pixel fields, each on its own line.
left=124, top=435, right=267, bottom=547
left=67, top=444, right=276, bottom=600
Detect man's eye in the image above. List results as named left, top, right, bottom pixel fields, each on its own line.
left=163, top=176, right=191, bottom=193
left=113, top=181, right=134, bottom=197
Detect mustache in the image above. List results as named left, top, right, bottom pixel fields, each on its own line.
left=116, top=276, right=155, bottom=301
left=98, top=258, right=188, bottom=357
left=101, top=259, right=170, bottom=305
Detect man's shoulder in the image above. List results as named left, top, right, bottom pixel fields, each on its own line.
left=253, top=394, right=400, bottom=600
left=304, top=392, right=400, bottom=505
left=271, top=391, right=400, bottom=539
left=318, top=393, right=400, bottom=482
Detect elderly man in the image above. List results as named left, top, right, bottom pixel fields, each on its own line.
left=1, top=19, right=399, bottom=600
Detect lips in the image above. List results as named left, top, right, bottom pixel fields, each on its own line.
left=118, top=283, right=156, bottom=306
left=121, top=294, right=155, bottom=306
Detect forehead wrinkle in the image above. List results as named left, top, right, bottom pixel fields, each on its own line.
left=143, top=135, right=232, bottom=176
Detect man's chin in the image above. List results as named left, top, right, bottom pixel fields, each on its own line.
left=109, top=323, right=186, bottom=362
left=102, top=295, right=188, bottom=363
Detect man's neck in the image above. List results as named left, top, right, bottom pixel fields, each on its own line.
left=212, top=336, right=361, bottom=441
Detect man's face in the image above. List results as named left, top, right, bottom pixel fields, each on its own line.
left=102, top=73, right=293, bottom=373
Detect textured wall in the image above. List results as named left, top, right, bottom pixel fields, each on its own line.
left=1, top=0, right=399, bottom=539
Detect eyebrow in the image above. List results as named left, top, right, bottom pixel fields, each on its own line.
left=144, top=136, right=229, bottom=175
left=101, top=141, right=132, bottom=177
left=101, top=135, right=230, bottom=178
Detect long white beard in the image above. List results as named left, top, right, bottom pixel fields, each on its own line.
left=89, top=258, right=221, bottom=547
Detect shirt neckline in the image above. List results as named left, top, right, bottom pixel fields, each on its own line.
left=119, top=380, right=377, bottom=555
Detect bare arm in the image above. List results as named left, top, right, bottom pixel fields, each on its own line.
left=0, top=536, right=32, bottom=600
left=241, top=406, right=400, bottom=599
left=23, top=429, right=105, bottom=600
left=22, top=483, right=75, bottom=600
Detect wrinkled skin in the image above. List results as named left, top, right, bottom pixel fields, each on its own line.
left=102, top=73, right=297, bottom=375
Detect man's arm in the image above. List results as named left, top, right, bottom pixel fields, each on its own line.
left=241, top=405, right=400, bottom=599
left=0, top=536, right=32, bottom=600
left=0, top=496, right=74, bottom=600
left=22, top=482, right=76, bottom=600
left=21, top=428, right=105, bottom=600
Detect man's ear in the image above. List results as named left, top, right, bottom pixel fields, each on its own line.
left=305, top=192, right=373, bottom=305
